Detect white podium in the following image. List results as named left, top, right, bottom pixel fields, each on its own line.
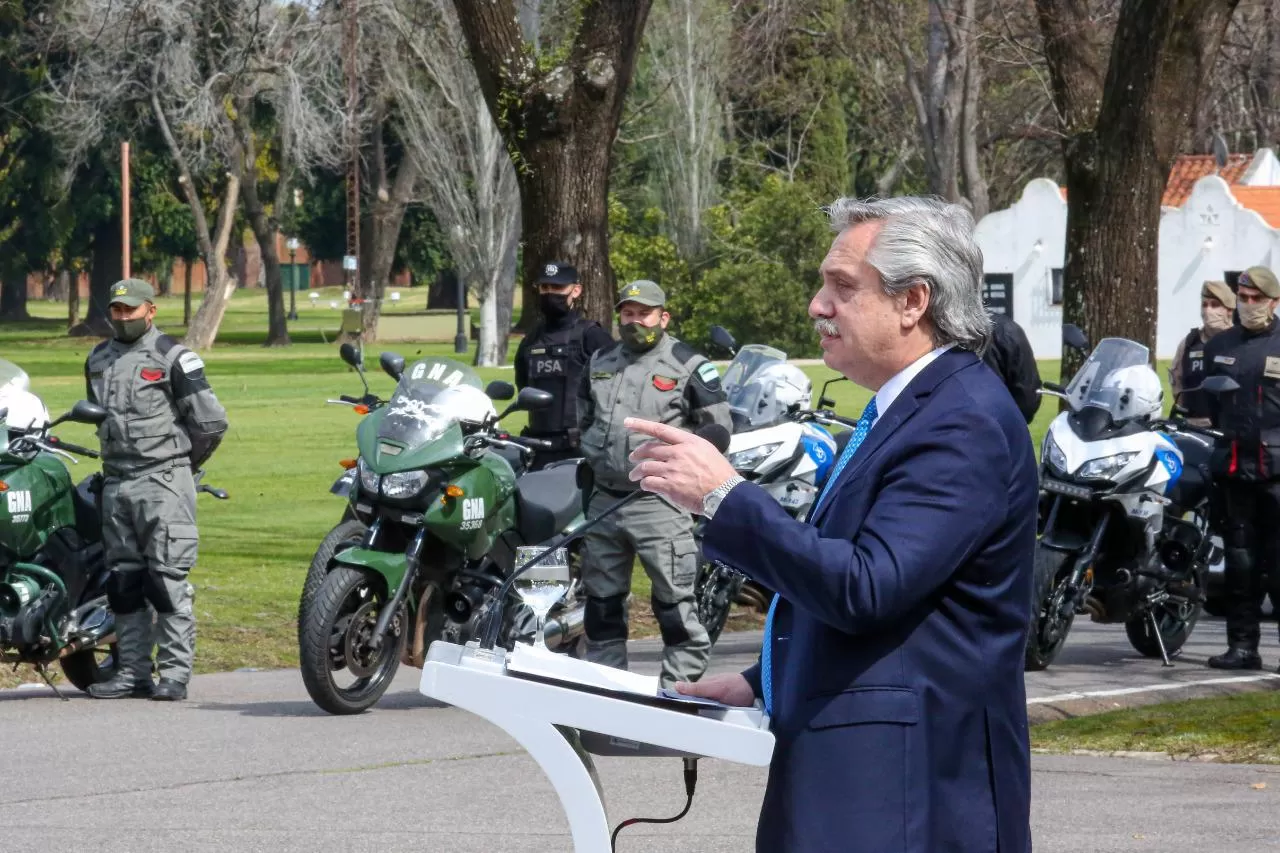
left=419, top=640, right=775, bottom=852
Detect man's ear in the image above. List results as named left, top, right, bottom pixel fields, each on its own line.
left=899, top=280, right=931, bottom=329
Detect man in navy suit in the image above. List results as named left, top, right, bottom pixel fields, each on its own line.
left=625, top=196, right=1038, bottom=852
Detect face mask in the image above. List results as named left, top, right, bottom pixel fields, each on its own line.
left=620, top=322, right=663, bottom=352
left=1201, top=304, right=1233, bottom=335
left=539, top=293, right=572, bottom=320
left=1239, top=301, right=1275, bottom=332
left=111, top=316, right=149, bottom=343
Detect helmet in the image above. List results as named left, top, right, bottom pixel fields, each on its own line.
left=433, top=384, right=497, bottom=426
left=729, top=362, right=812, bottom=429
left=0, top=388, right=50, bottom=434
left=1100, top=365, right=1163, bottom=422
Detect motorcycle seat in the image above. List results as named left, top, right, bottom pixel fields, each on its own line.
left=515, top=465, right=581, bottom=544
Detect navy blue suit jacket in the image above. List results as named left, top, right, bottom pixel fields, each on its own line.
left=704, top=347, right=1038, bottom=853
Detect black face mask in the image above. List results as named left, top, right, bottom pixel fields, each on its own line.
left=539, top=293, right=573, bottom=320
left=112, top=317, right=149, bottom=343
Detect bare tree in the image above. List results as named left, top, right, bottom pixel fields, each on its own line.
left=1035, top=0, right=1241, bottom=375
left=640, top=0, right=731, bottom=260
left=374, top=0, right=521, bottom=367
left=43, top=0, right=345, bottom=350
left=451, top=0, right=655, bottom=331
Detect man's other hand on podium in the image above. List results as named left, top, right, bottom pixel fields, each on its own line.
left=672, top=673, right=755, bottom=707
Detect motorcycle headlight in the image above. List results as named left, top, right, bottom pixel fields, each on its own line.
left=357, top=457, right=380, bottom=495
left=728, top=442, right=783, bottom=472
left=381, top=470, right=430, bottom=500
left=1042, top=433, right=1068, bottom=474
left=1076, top=451, right=1139, bottom=482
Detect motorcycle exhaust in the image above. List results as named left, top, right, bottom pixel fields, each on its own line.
left=1083, top=594, right=1107, bottom=622
left=542, top=603, right=586, bottom=650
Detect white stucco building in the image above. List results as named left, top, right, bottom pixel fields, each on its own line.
left=976, top=148, right=1280, bottom=360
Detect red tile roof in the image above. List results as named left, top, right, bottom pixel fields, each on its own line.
left=1162, top=154, right=1253, bottom=206
left=1224, top=186, right=1280, bottom=228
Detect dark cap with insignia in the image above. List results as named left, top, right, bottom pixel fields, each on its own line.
left=108, top=278, right=156, bottom=308
left=536, top=262, right=579, bottom=286
left=1239, top=266, right=1280, bottom=299
left=616, top=279, right=666, bottom=309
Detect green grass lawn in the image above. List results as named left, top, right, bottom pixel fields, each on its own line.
left=0, top=287, right=1166, bottom=688
left=1032, top=689, right=1280, bottom=764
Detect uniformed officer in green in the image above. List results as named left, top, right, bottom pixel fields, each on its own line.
left=83, top=279, right=228, bottom=700
left=576, top=279, right=732, bottom=686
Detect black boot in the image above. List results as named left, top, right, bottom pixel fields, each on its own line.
left=87, top=671, right=154, bottom=699
left=1207, top=647, right=1263, bottom=670
left=151, top=678, right=187, bottom=701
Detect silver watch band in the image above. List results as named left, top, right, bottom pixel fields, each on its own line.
left=702, top=475, right=745, bottom=519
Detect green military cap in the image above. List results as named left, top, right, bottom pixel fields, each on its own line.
left=108, top=278, right=156, bottom=307
left=1239, top=266, right=1280, bottom=299
left=1201, top=280, right=1236, bottom=309
left=616, top=279, right=666, bottom=308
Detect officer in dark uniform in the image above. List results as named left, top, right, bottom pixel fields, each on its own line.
left=981, top=310, right=1042, bottom=424
left=1170, top=280, right=1236, bottom=428
left=513, top=262, right=614, bottom=470
left=1203, top=265, right=1280, bottom=671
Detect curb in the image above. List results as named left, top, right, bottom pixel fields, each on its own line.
left=1027, top=673, right=1280, bottom=725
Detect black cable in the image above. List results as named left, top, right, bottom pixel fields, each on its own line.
left=610, top=758, right=698, bottom=851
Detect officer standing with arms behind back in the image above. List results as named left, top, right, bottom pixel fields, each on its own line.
left=577, top=280, right=732, bottom=686
left=84, top=279, right=229, bottom=700
left=1171, top=279, right=1236, bottom=428
left=1204, top=266, right=1280, bottom=671
left=513, top=262, right=614, bottom=470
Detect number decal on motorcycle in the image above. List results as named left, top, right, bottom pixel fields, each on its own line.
left=460, top=497, right=486, bottom=530
left=4, top=490, right=31, bottom=523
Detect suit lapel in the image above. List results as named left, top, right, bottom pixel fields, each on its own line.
left=808, top=348, right=979, bottom=528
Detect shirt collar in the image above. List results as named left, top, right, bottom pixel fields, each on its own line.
left=873, top=342, right=956, bottom=419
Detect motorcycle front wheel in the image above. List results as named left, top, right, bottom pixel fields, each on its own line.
left=297, top=519, right=369, bottom=644
left=300, top=566, right=406, bottom=715
left=1024, top=548, right=1075, bottom=671
left=60, top=644, right=120, bottom=692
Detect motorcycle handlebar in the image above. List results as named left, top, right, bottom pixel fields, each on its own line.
left=198, top=483, right=230, bottom=500
left=43, top=435, right=100, bottom=459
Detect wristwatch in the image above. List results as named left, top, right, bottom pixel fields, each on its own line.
left=701, top=475, right=745, bottom=519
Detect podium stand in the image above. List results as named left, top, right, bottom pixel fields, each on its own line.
left=419, top=640, right=775, bottom=852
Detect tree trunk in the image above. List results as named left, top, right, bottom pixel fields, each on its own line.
left=0, top=274, right=29, bottom=320
left=474, top=264, right=501, bottom=367
left=182, top=177, right=243, bottom=351
left=493, top=206, right=520, bottom=364
left=453, top=0, right=654, bottom=331
left=68, top=270, right=80, bottom=329
left=958, top=0, right=989, bottom=219
left=1035, top=0, right=1240, bottom=378
left=360, top=146, right=420, bottom=343
left=157, top=262, right=173, bottom=297
left=69, top=219, right=120, bottom=337
left=183, top=258, right=194, bottom=327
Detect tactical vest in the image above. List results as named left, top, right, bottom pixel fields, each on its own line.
left=1205, top=320, right=1280, bottom=481
left=523, top=317, right=597, bottom=445
left=1177, top=328, right=1211, bottom=420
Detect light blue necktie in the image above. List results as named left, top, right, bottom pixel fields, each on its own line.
left=761, top=397, right=878, bottom=717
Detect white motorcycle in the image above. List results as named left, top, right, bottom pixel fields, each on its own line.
left=692, top=327, right=850, bottom=641
left=1028, top=329, right=1232, bottom=670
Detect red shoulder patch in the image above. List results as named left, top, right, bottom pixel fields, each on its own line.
left=140, top=368, right=166, bottom=382
left=652, top=375, right=677, bottom=392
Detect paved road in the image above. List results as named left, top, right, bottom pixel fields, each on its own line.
left=3, top=616, right=1279, bottom=852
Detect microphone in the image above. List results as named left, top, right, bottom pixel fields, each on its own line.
left=478, top=422, right=731, bottom=649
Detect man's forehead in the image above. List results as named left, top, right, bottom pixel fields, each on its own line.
left=821, top=223, right=879, bottom=276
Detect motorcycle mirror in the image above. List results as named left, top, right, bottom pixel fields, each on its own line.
left=515, top=387, right=554, bottom=411
left=1062, top=323, right=1089, bottom=352
left=66, top=400, right=108, bottom=426
left=485, top=380, right=516, bottom=401
left=1171, top=403, right=1190, bottom=418
left=818, top=396, right=836, bottom=409
left=1200, top=375, right=1241, bottom=395
left=575, top=459, right=595, bottom=512
left=339, top=342, right=363, bottom=371
left=379, top=351, right=405, bottom=381
left=709, top=325, right=737, bottom=354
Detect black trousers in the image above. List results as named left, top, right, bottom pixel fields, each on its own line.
left=1214, top=479, right=1280, bottom=650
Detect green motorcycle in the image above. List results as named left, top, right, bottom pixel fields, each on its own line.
left=0, top=364, right=227, bottom=696
left=298, top=345, right=589, bottom=715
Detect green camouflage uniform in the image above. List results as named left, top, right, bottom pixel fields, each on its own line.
left=85, top=280, right=228, bottom=694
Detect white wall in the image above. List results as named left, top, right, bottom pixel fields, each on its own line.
left=1156, top=176, right=1280, bottom=358
left=974, top=178, right=1067, bottom=360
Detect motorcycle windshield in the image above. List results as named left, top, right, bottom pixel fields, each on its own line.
left=723, top=344, right=788, bottom=416
left=1063, top=338, right=1151, bottom=418
left=0, top=357, right=30, bottom=395
left=379, top=358, right=484, bottom=448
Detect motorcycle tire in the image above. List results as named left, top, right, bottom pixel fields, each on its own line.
left=1024, top=548, right=1074, bottom=672
left=1124, top=602, right=1201, bottom=660
left=297, top=519, right=369, bottom=644
left=59, top=644, right=120, bottom=692
left=299, top=566, right=407, bottom=715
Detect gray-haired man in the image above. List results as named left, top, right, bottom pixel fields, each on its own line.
left=84, top=279, right=228, bottom=700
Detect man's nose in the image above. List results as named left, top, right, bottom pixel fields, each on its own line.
left=808, top=292, right=829, bottom=319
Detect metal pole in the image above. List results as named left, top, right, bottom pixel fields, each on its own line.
left=454, top=273, right=467, bottom=354
left=121, top=142, right=131, bottom=278
left=288, top=248, right=298, bottom=320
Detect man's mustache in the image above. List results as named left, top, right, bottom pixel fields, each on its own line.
left=813, top=318, right=839, bottom=337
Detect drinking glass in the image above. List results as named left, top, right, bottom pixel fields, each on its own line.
left=513, top=546, right=570, bottom=650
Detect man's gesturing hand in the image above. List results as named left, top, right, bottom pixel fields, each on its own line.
left=624, top=417, right=738, bottom=513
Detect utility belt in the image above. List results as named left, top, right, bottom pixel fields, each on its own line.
left=593, top=483, right=637, bottom=499
left=523, top=427, right=580, bottom=451
left=102, top=456, right=190, bottom=481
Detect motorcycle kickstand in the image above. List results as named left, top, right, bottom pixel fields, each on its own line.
left=1147, top=610, right=1174, bottom=668
left=36, top=664, right=69, bottom=701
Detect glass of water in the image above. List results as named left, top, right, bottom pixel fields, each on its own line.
left=513, top=546, right=570, bottom=650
